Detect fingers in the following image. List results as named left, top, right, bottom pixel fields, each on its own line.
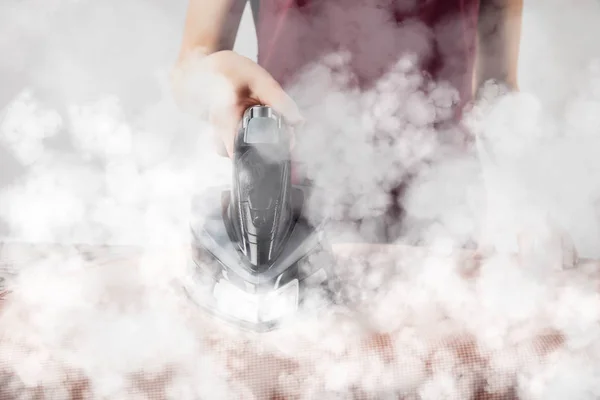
left=210, top=52, right=303, bottom=123
left=209, top=103, right=243, bottom=158
left=204, top=51, right=303, bottom=158
left=247, top=65, right=304, bottom=126
left=209, top=97, right=262, bottom=158
left=245, top=63, right=304, bottom=154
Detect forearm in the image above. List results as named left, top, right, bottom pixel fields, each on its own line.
left=172, top=0, right=245, bottom=117
left=475, top=0, right=524, bottom=92
left=176, top=0, right=244, bottom=64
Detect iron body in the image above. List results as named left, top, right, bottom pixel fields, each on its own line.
left=185, top=106, right=336, bottom=332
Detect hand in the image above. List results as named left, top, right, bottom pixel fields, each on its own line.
left=173, top=50, right=304, bottom=157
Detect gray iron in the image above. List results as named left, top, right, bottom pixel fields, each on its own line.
left=183, top=105, right=338, bottom=332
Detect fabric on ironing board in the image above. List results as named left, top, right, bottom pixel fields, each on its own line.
left=0, top=243, right=586, bottom=399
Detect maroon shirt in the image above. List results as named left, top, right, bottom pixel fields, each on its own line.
left=254, top=0, right=481, bottom=242
left=256, top=0, right=480, bottom=118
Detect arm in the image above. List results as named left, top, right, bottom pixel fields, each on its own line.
left=176, top=0, right=247, bottom=63
left=171, top=0, right=247, bottom=132
left=172, top=0, right=301, bottom=157
left=475, top=0, right=524, bottom=92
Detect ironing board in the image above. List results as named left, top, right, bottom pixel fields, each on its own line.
left=0, top=242, right=595, bottom=399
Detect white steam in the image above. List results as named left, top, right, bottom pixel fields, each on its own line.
left=1, top=1, right=600, bottom=399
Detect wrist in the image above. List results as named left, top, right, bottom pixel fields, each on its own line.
left=170, top=48, right=215, bottom=119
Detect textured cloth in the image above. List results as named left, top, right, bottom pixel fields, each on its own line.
left=0, top=243, right=594, bottom=399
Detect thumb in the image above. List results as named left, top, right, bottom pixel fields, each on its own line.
left=247, top=66, right=304, bottom=126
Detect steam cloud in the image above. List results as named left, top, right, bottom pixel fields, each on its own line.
left=2, top=0, right=600, bottom=399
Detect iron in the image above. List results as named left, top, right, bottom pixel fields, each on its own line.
left=183, top=105, right=338, bottom=332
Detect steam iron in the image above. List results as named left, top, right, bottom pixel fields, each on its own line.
left=184, top=105, right=338, bottom=332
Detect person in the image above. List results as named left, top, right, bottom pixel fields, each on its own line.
left=171, top=0, right=524, bottom=244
